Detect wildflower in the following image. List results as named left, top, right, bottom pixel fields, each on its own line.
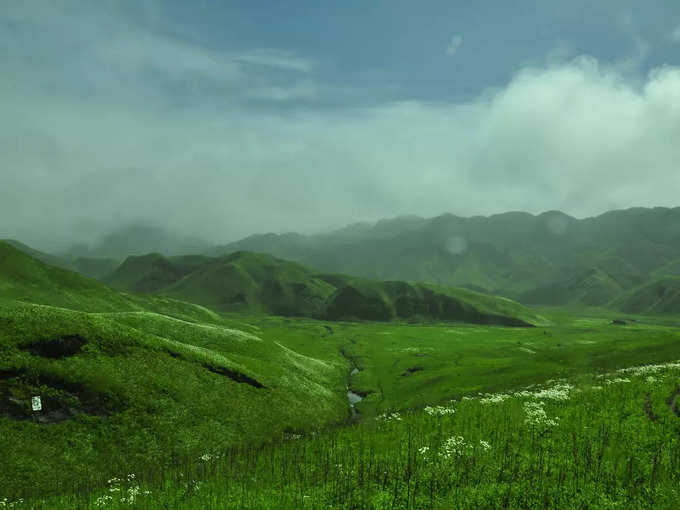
left=94, top=495, right=113, bottom=507
left=532, top=383, right=572, bottom=400
left=418, top=446, right=430, bottom=455
left=480, top=392, right=512, bottom=404
left=523, top=401, right=559, bottom=427
left=439, top=436, right=473, bottom=459
left=479, top=440, right=491, bottom=451
left=199, top=453, right=214, bottom=462
left=605, top=378, right=631, bottom=385
left=376, top=412, right=402, bottom=422
left=424, top=405, right=455, bottom=416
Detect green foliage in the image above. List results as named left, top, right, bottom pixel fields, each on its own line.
left=209, top=207, right=680, bottom=309
left=21, top=361, right=680, bottom=509
left=105, top=249, right=540, bottom=325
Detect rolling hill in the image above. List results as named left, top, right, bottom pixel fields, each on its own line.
left=612, top=276, right=680, bottom=314
left=207, top=207, right=680, bottom=307
left=0, top=241, right=349, bottom=495
left=106, top=250, right=542, bottom=326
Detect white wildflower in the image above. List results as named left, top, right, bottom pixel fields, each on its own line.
left=424, top=405, right=455, bottom=416
left=479, top=440, right=491, bottom=451
left=439, top=436, right=473, bottom=459
left=418, top=446, right=430, bottom=455
left=605, top=378, right=631, bottom=385
left=532, top=383, right=572, bottom=400
left=376, top=412, right=402, bottom=422
left=480, top=392, right=512, bottom=404
left=524, top=401, right=559, bottom=427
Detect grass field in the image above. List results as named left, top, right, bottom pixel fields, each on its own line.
left=3, top=242, right=680, bottom=508
left=13, top=351, right=680, bottom=509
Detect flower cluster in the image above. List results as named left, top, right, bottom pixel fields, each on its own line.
left=0, top=499, right=24, bottom=508
left=605, top=378, right=631, bottom=385
left=418, top=446, right=430, bottom=455
left=424, top=405, right=455, bottom=416
left=523, top=401, right=559, bottom=427
left=616, top=360, right=680, bottom=377
left=532, top=383, right=573, bottom=400
left=200, top=452, right=224, bottom=462
left=376, top=412, right=402, bottom=422
left=439, top=436, right=472, bottom=459
left=95, top=474, right=150, bottom=507
left=480, top=393, right=512, bottom=404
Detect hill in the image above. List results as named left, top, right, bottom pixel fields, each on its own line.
left=0, top=242, right=349, bottom=495
left=107, top=250, right=541, bottom=326
left=612, top=276, right=680, bottom=314
left=208, top=207, right=680, bottom=308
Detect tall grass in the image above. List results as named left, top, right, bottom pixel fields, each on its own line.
left=20, top=362, right=680, bottom=509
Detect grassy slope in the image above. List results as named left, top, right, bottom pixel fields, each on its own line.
left=30, top=352, right=680, bottom=509
left=106, top=250, right=541, bottom=326
left=4, top=240, right=680, bottom=505
left=210, top=207, right=680, bottom=308
left=337, top=308, right=680, bottom=416
left=612, top=276, right=680, bottom=314
left=0, top=243, right=349, bottom=495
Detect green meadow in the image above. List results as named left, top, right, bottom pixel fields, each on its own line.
left=2, top=241, right=680, bottom=508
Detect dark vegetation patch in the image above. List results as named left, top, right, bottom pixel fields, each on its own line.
left=667, top=387, right=680, bottom=418
left=19, top=335, right=87, bottom=359
left=611, top=319, right=628, bottom=325
left=644, top=393, right=658, bottom=422
left=0, top=370, right=120, bottom=423
left=203, top=364, right=265, bottom=389
left=400, top=366, right=424, bottom=377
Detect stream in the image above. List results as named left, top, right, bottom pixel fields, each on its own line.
left=346, top=366, right=363, bottom=418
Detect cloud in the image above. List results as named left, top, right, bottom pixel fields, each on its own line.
left=2, top=3, right=680, bottom=251
left=671, top=25, right=680, bottom=42
left=445, top=35, right=463, bottom=56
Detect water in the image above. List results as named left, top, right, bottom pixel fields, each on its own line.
left=347, top=366, right=362, bottom=418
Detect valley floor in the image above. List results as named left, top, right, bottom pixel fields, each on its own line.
left=3, top=306, right=680, bottom=508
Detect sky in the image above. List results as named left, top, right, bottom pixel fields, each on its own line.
left=2, top=1, right=680, bottom=251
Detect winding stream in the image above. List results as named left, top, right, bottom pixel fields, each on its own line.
left=346, top=367, right=363, bottom=417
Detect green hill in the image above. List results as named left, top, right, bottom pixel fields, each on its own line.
left=107, top=249, right=541, bottom=326
left=520, top=267, right=625, bottom=306
left=0, top=241, right=348, bottom=495
left=209, top=207, right=680, bottom=308
left=612, top=276, right=680, bottom=314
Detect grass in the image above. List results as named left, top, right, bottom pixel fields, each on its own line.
left=3, top=240, right=680, bottom=507
left=17, top=359, right=680, bottom=509
left=103, top=247, right=542, bottom=325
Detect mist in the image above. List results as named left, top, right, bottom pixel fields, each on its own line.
left=2, top=2, right=680, bottom=253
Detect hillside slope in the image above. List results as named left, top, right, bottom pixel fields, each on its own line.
left=107, top=249, right=541, bottom=326
left=612, top=276, right=680, bottom=314
left=208, top=207, right=680, bottom=308
left=0, top=242, right=349, bottom=495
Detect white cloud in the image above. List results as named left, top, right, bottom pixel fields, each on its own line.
left=3, top=3, right=680, bottom=250
left=445, top=35, right=463, bottom=56
left=670, top=25, right=680, bottom=42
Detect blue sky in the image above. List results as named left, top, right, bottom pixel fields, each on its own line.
left=2, top=1, right=680, bottom=249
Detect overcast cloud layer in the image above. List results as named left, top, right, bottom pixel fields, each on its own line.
left=2, top=1, right=680, bottom=251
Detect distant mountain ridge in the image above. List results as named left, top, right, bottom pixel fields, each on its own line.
left=208, top=207, right=680, bottom=309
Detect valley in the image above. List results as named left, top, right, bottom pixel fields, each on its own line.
left=1, top=237, right=680, bottom=507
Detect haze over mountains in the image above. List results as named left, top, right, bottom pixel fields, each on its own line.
left=5, top=206, right=680, bottom=312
